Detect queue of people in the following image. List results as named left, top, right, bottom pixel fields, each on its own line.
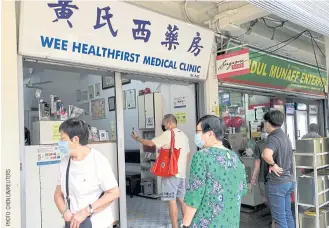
left=53, top=110, right=298, bottom=228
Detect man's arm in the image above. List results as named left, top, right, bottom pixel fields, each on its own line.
left=132, top=130, right=171, bottom=148
left=262, top=139, right=283, bottom=176
left=135, top=136, right=155, bottom=147
left=262, top=148, right=274, bottom=164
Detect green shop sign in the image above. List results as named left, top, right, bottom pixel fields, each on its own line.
left=220, top=43, right=328, bottom=96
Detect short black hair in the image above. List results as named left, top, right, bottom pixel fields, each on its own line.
left=222, top=137, right=232, bottom=150
left=197, top=115, right=225, bottom=141
left=263, top=110, right=284, bottom=127
left=163, top=114, right=177, bottom=124
left=59, top=118, right=89, bottom=145
left=309, top=123, right=319, bottom=133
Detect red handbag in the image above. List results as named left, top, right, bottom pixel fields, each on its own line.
left=151, top=130, right=180, bottom=177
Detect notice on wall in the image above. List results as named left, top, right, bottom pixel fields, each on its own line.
left=174, top=112, right=187, bottom=124
left=37, top=144, right=62, bottom=166
left=51, top=123, right=61, bottom=143
left=174, top=97, right=187, bottom=109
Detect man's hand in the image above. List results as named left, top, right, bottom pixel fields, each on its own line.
left=63, top=209, right=73, bottom=222
left=131, top=132, right=138, bottom=140
left=269, top=164, right=283, bottom=176
left=250, top=176, right=257, bottom=185
left=70, top=208, right=89, bottom=228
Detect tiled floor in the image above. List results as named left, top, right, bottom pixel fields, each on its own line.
left=127, top=196, right=272, bottom=228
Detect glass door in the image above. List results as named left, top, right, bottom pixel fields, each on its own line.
left=286, top=115, right=296, bottom=149
left=296, top=110, right=308, bottom=140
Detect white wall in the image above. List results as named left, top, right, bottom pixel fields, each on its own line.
left=23, top=69, right=197, bottom=153
left=2, top=2, right=22, bottom=228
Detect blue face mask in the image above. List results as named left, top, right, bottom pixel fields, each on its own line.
left=57, top=140, right=71, bottom=155
left=194, top=133, right=205, bottom=148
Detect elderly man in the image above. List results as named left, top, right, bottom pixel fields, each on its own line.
left=302, top=123, right=321, bottom=139
left=131, top=114, right=190, bottom=228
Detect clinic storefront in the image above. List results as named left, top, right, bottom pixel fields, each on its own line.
left=2, top=1, right=215, bottom=228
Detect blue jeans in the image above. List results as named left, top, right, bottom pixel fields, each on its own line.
left=266, top=182, right=295, bottom=228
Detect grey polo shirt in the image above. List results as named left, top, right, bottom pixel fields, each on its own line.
left=264, top=128, right=295, bottom=184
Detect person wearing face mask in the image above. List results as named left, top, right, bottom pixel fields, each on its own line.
left=54, top=118, right=120, bottom=228
left=131, top=114, right=190, bottom=228
left=181, top=115, right=247, bottom=228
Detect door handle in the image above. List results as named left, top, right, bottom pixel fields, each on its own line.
left=297, top=130, right=300, bottom=137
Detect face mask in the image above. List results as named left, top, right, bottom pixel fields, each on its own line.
left=161, top=124, right=167, bottom=132
left=261, top=132, right=268, bottom=140
left=57, top=140, right=71, bottom=155
left=194, top=133, right=205, bottom=148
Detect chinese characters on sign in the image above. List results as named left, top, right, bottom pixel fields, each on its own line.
left=94, top=6, right=118, bottom=37
left=161, top=24, right=179, bottom=51
left=48, top=0, right=79, bottom=28
left=132, top=19, right=151, bottom=42
left=48, top=1, right=204, bottom=55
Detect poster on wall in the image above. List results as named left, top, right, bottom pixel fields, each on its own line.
left=91, top=98, right=106, bottom=119
left=51, top=122, right=61, bottom=143
left=309, top=105, right=318, bottom=114
left=174, top=112, right=187, bottom=124
left=102, top=75, right=131, bottom=90
left=37, top=144, right=61, bottom=166
left=88, top=85, right=94, bottom=99
left=95, top=83, right=101, bottom=96
left=81, top=91, right=88, bottom=100
left=174, top=97, right=187, bottom=109
left=126, top=89, right=136, bottom=109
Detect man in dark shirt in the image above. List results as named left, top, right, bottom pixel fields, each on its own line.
left=262, top=110, right=295, bottom=228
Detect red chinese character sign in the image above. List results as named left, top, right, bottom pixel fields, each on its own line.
left=216, top=48, right=250, bottom=79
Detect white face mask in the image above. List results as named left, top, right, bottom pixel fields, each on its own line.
left=261, top=132, right=268, bottom=140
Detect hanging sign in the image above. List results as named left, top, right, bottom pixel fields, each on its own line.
left=216, top=48, right=250, bottom=79
left=220, top=43, right=327, bottom=96
left=19, top=1, right=214, bottom=80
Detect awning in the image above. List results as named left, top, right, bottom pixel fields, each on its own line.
left=248, top=1, right=329, bottom=36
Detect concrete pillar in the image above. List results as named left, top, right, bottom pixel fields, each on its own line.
left=324, top=36, right=329, bottom=135
left=202, top=40, right=219, bottom=117
left=1, top=1, right=22, bottom=227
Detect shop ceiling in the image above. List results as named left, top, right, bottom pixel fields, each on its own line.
left=129, top=1, right=326, bottom=67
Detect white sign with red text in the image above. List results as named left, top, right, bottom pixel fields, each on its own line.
left=216, top=48, right=250, bottom=79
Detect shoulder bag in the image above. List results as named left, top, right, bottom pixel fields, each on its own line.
left=151, top=130, right=181, bottom=177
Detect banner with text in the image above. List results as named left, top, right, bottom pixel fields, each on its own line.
left=216, top=48, right=250, bottom=78
left=19, top=1, right=214, bottom=80
left=218, top=43, right=327, bottom=96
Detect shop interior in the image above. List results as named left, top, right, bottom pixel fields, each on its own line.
left=218, top=88, right=324, bottom=213
left=21, top=61, right=198, bottom=228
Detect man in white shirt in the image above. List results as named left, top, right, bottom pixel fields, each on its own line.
left=132, top=114, right=190, bottom=228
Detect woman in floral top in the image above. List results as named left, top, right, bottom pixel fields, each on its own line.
left=182, top=115, right=247, bottom=228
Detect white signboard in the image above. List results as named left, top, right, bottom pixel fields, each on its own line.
left=216, top=48, right=250, bottom=79
left=19, top=1, right=214, bottom=80
left=174, top=96, right=187, bottom=109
